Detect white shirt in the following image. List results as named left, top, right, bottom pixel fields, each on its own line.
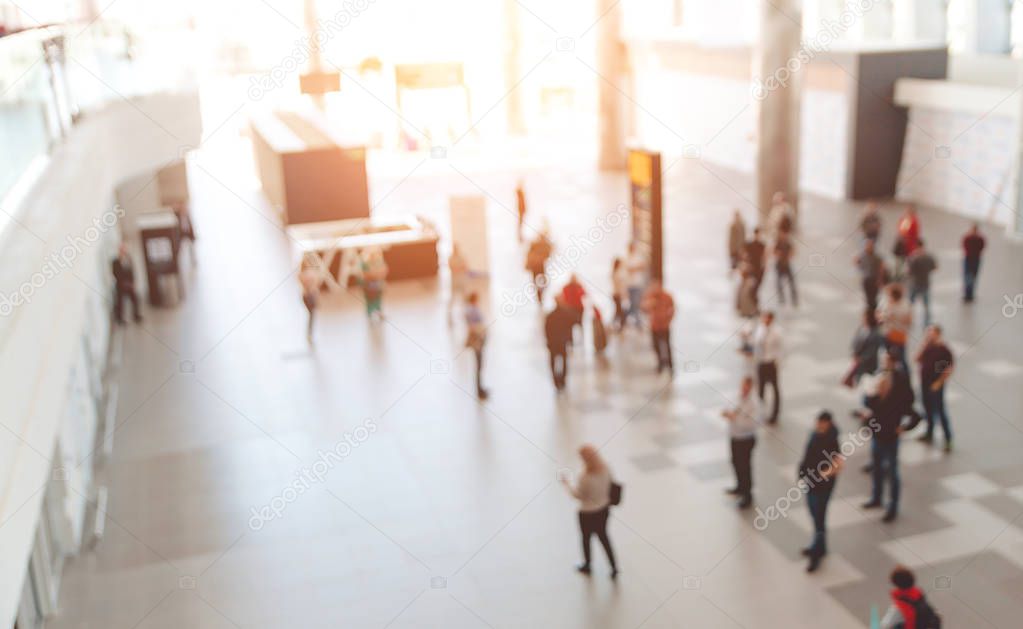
left=569, top=469, right=611, bottom=512
left=627, top=251, right=648, bottom=288
left=728, top=394, right=760, bottom=439
left=753, top=323, right=783, bottom=364
left=879, top=298, right=912, bottom=338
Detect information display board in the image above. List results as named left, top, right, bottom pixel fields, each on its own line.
left=628, top=149, right=663, bottom=281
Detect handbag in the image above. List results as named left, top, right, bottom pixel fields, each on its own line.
left=609, top=480, right=623, bottom=506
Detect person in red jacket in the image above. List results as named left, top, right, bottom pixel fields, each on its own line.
left=881, top=565, right=940, bottom=628
left=895, top=205, right=921, bottom=278
left=561, top=274, right=587, bottom=342
left=641, top=280, right=675, bottom=374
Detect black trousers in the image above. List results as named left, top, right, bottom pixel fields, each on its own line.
left=757, top=361, right=780, bottom=423
left=862, top=277, right=879, bottom=311
left=776, top=263, right=798, bottom=305
left=114, top=286, right=140, bottom=322
left=578, top=508, right=617, bottom=570
left=730, top=437, right=756, bottom=499
left=651, top=329, right=673, bottom=371
left=806, top=487, right=833, bottom=556
left=549, top=348, right=568, bottom=389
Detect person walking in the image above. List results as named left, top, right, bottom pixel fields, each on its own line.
left=561, top=444, right=619, bottom=578
left=857, top=352, right=916, bottom=523
left=359, top=248, right=388, bottom=322
left=854, top=238, right=885, bottom=311
left=625, top=242, right=649, bottom=327
left=962, top=222, right=985, bottom=303
left=753, top=311, right=783, bottom=424
left=447, top=244, right=470, bottom=324
left=525, top=232, right=553, bottom=305
left=744, top=227, right=767, bottom=290
left=880, top=566, right=943, bottom=629
left=561, top=274, right=587, bottom=343
left=877, top=283, right=913, bottom=371
left=906, top=239, right=937, bottom=326
left=464, top=292, right=488, bottom=400
left=299, top=266, right=319, bottom=341
left=736, top=261, right=759, bottom=319
left=591, top=306, right=608, bottom=355
left=611, top=257, right=628, bottom=331
left=844, top=309, right=884, bottom=387
left=641, top=280, right=675, bottom=374
left=773, top=230, right=798, bottom=306
left=515, top=180, right=527, bottom=241
left=111, top=243, right=143, bottom=324
left=545, top=296, right=576, bottom=391
left=894, top=205, right=920, bottom=279
left=722, top=376, right=759, bottom=509
left=861, top=201, right=882, bottom=243
left=767, top=191, right=795, bottom=239
left=915, top=324, right=954, bottom=451
left=798, top=410, right=843, bottom=572
left=728, top=210, right=746, bottom=270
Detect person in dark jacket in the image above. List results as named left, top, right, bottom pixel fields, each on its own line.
left=847, top=309, right=884, bottom=386
left=545, top=296, right=576, bottom=391
left=798, top=411, right=843, bottom=572
left=112, top=243, right=142, bottom=324
left=856, top=352, right=919, bottom=522
left=962, top=222, right=985, bottom=303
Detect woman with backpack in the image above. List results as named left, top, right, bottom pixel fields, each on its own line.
left=560, top=444, right=619, bottom=578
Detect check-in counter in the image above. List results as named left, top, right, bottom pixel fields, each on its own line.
left=250, top=110, right=370, bottom=224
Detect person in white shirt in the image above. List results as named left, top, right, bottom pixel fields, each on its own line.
left=561, top=444, right=618, bottom=578
left=625, top=242, right=649, bottom=327
left=722, top=377, right=760, bottom=508
left=753, top=310, right=783, bottom=424
left=876, top=283, right=913, bottom=372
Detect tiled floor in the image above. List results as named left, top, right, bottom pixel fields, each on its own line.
left=47, top=130, right=1023, bottom=628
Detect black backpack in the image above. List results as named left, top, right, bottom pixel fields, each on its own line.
left=896, top=593, right=942, bottom=629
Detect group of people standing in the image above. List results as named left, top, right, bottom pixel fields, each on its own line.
left=729, top=192, right=799, bottom=320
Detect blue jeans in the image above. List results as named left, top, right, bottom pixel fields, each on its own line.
left=963, top=259, right=980, bottom=301
left=922, top=386, right=951, bottom=442
left=909, top=284, right=931, bottom=326
left=870, top=440, right=900, bottom=516
left=627, top=286, right=644, bottom=325
left=806, top=488, right=833, bottom=556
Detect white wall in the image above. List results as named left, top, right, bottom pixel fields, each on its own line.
left=630, top=65, right=849, bottom=200
left=0, top=90, right=201, bottom=627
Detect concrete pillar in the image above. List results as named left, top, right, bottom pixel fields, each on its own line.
left=1014, top=61, right=1023, bottom=238
left=597, top=0, right=627, bottom=170
left=752, top=0, right=803, bottom=222
left=893, top=0, right=947, bottom=43
left=504, top=0, right=526, bottom=136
